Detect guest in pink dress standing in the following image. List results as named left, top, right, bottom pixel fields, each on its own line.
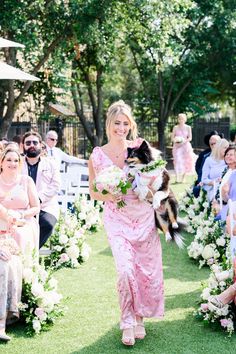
left=171, top=113, right=196, bottom=183
left=89, top=100, right=164, bottom=346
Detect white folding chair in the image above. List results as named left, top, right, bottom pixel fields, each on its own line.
left=228, top=199, right=236, bottom=259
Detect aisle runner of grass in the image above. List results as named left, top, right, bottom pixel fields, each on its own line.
left=2, top=179, right=236, bottom=353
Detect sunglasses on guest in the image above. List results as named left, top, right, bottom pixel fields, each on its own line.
left=24, top=140, right=39, bottom=146
left=48, top=137, right=57, bottom=141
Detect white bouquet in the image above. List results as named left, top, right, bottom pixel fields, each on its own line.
left=93, top=165, right=131, bottom=208
left=174, top=136, right=185, bottom=144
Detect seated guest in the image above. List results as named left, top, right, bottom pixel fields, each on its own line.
left=0, top=147, right=40, bottom=341
left=45, top=130, right=87, bottom=170
left=193, top=132, right=221, bottom=197
left=213, top=146, right=236, bottom=220
left=21, top=131, right=61, bottom=248
left=0, top=148, right=40, bottom=254
left=201, top=138, right=229, bottom=202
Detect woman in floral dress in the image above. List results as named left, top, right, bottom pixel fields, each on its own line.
left=171, top=113, right=196, bottom=183
left=89, top=100, right=164, bottom=346
left=0, top=148, right=40, bottom=341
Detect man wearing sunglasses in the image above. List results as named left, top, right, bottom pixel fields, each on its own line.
left=21, top=131, right=61, bottom=248
left=46, top=130, right=87, bottom=170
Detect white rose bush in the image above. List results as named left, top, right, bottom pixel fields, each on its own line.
left=19, top=256, right=63, bottom=335
left=179, top=188, right=228, bottom=267
left=49, top=210, right=91, bottom=269
left=180, top=187, right=236, bottom=334
left=73, top=194, right=102, bottom=232
left=195, top=255, right=236, bottom=336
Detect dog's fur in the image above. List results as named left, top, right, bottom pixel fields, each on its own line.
left=125, top=140, right=184, bottom=247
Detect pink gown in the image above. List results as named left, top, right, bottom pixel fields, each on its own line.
left=172, top=127, right=196, bottom=175
left=0, top=174, right=39, bottom=255
left=91, top=142, right=164, bottom=330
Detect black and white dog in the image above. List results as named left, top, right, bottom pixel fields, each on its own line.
left=125, top=140, right=184, bottom=248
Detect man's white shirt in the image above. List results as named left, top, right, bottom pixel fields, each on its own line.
left=46, top=145, right=87, bottom=170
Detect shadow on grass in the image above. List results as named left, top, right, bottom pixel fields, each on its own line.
left=70, top=310, right=236, bottom=354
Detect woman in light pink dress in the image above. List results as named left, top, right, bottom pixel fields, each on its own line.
left=0, top=148, right=40, bottom=341
left=89, top=100, right=164, bottom=346
left=171, top=113, right=196, bottom=183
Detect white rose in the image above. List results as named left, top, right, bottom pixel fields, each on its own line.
left=78, top=212, right=86, bottom=220
left=215, top=270, right=230, bottom=282
left=216, top=238, right=226, bottom=247
left=38, top=268, right=48, bottom=283
left=202, top=245, right=215, bottom=260
left=31, top=282, right=45, bottom=298
left=53, top=245, right=63, bottom=252
left=23, top=268, right=37, bottom=284
left=32, top=319, right=41, bottom=334
left=59, top=234, right=69, bottom=245
left=80, top=243, right=91, bottom=261
left=66, top=245, right=80, bottom=260
left=201, top=287, right=211, bottom=300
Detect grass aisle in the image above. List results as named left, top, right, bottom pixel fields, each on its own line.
left=2, top=180, right=236, bottom=353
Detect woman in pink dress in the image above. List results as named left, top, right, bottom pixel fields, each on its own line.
left=171, top=113, right=196, bottom=183
left=89, top=100, right=164, bottom=346
left=0, top=148, right=40, bottom=341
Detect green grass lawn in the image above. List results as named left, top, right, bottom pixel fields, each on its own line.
left=2, top=178, right=236, bottom=354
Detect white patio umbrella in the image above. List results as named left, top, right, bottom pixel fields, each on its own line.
left=0, top=61, right=40, bottom=81
left=0, top=37, right=25, bottom=48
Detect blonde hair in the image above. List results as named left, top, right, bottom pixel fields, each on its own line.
left=178, top=113, right=187, bottom=123
left=106, top=100, right=138, bottom=141
left=211, top=138, right=229, bottom=161
left=0, top=148, right=22, bottom=172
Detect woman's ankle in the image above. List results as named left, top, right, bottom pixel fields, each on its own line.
left=219, top=284, right=236, bottom=304
left=135, top=316, right=143, bottom=324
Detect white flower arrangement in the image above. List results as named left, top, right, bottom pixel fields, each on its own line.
left=93, top=165, right=131, bottom=208
left=19, top=255, right=63, bottom=335
left=195, top=255, right=236, bottom=336
left=187, top=215, right=228, bottom=268
left=174, top=136, right=185, bottom=144
left=73, top=194, right=102, bottom=232
left=50, top=210, right=91, bottom=269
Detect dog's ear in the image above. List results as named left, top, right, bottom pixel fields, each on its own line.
left=127, top=147, right=133, bottom=157
left=139, top=140, right=149, bottom=151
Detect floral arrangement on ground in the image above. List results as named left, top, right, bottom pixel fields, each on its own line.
left=195, top=252, right=236, bottom=336
left=19, top=254, right=63, bottom=335
left=73, top=194, right=103, bottom=233
left=179, top=188, right=228, bottom=268
left=50, top=210, right=91, bottom=269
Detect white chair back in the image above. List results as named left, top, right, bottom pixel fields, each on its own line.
left=58, top=163, right=89, bottom=211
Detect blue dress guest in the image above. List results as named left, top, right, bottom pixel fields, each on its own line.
left=193, top=131, right=221, bottom=197
left=201, top=138, right=229, bottom=202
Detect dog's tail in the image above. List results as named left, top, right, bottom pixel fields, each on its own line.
left=167, top=219, right=186, bottom=248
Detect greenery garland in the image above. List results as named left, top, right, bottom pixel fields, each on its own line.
left=139, top=159, right=167, bottom=173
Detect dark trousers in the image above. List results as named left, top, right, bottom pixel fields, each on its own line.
left=39, top=210, right=57, bottom=248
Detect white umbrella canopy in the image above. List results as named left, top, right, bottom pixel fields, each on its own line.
left=0, top=37, right=25, bottom=48
left=0, top=62, right=40, bottom=81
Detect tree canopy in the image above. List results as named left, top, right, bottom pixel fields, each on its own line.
left=0, top=0, right=235, bottom=149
